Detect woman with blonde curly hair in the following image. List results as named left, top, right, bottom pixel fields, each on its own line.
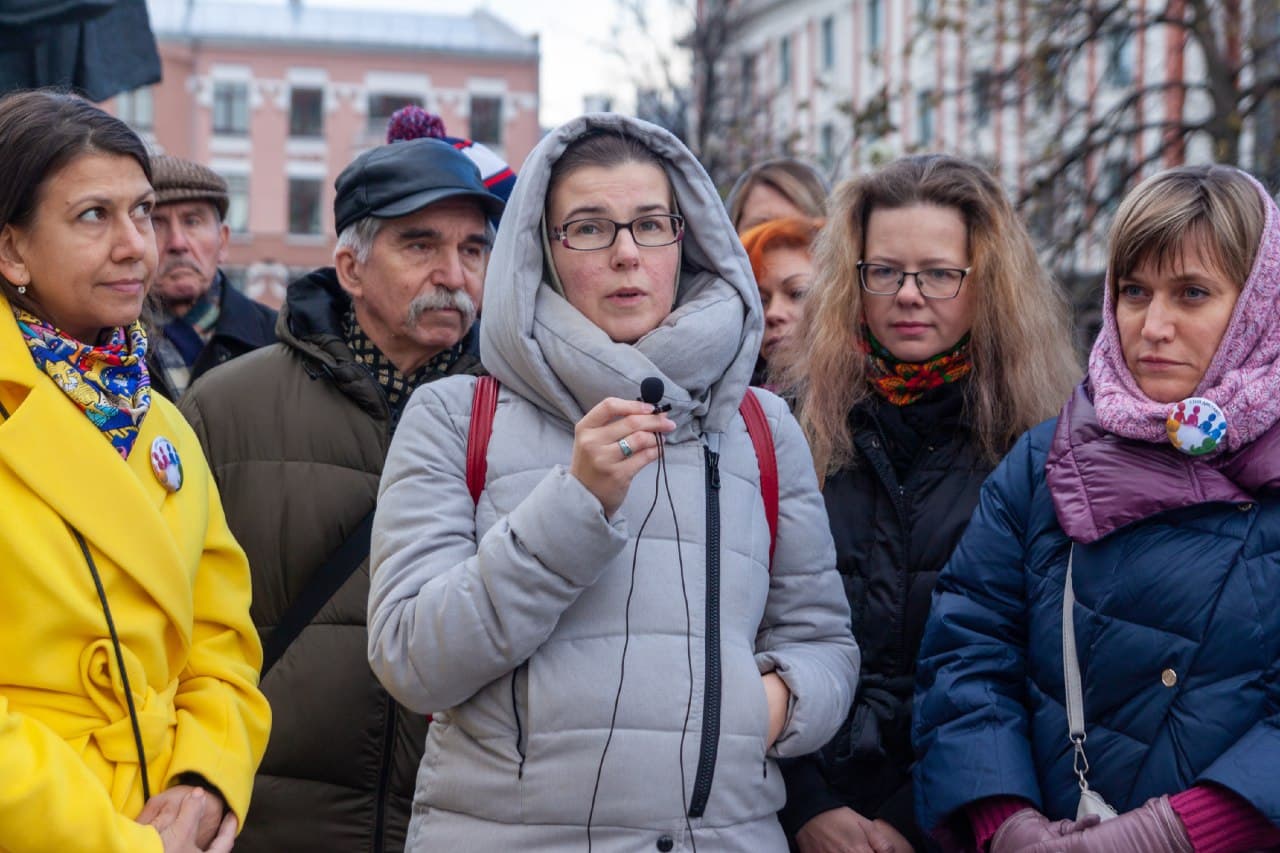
left=777, top=154, right=1079, bottom=853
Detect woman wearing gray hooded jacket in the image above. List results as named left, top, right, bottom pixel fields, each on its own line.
left=367, top=114, right=859, bottom=852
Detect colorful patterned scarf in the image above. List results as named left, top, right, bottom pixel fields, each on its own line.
left=15, top=309, right=152, bottom=459
left=864, top=329, right=972, bottom=406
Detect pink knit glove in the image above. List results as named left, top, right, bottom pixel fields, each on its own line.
left=1027, top=797, right=1193, bottom=853
left=990, top=808, right=1096, bottom=853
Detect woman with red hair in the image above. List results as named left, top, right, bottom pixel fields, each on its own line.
left=741, top=216, right=823, bottom=385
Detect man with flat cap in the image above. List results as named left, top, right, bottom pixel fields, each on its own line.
left=148, top=154, right=276, bottom=399
left=179, top=139, right=504, bottom=851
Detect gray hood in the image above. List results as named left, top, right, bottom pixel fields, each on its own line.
left=480, top=114, right=763, bottom=439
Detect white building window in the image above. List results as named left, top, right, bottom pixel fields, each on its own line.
left=288, top=177, right=323, bottom=235
left=1105, top=29, right=1134, bottom=87
left=780, top=35, right=792, bottom=85
left=1101, top=158, right=1129, bottom=212
left=222, top=173, right=250, bottom=233
left=741, top=53, right=756, bottom=102
left=213, top=81, right=250, bottom=136
left=116, top=87, right=153, bottom=132
left=972, top=70, right=994, bottom=129
left=820, top=123, right=836, bottom=167
left=367, top=93, right=422, bottom=136
left=917, top=90, right=935, bottom=145
left=821, top=17, right=835, bottom=72
left=289, top=87, right=324, bottom=138
left=867, top=0, right=883, bottom=52
left=469, top=94, right=503, bottom=145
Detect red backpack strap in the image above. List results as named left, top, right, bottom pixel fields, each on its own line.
left=739, top=389, right=779, bottom=572
left=466, top=376, right=500, bottom=505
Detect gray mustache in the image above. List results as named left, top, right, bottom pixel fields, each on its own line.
left=407, top=287, right=477, bottom=330
left=158, top=258, right=202, bottom=278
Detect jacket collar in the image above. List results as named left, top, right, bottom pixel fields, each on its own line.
left=277, top=266, right=483, bottom=418
left=1045, top=383, right=1278, bottom=543
left=278, top=267, right=384, bottom=417
left=211, top=271, right=276, bottom=348
left=0, top=303, right=194, bottom=637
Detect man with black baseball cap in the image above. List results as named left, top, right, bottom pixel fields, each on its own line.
left=178, top=138, right=504, bottom=851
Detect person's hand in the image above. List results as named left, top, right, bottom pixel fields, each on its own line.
left=138, top=788, right=237, bottom=853
left=569, top=397, right=675, bottom=517
left=1024, top=797, right=1191, bottom=853
left=795, top=806, right=910, bottom=853
left=871, top=820, right=913, bottom=853
left=990, top=808, right=1095, bottom=852
left=761, top=671, right=790, bottom=749
left=138, top=784, right=227, bottom=849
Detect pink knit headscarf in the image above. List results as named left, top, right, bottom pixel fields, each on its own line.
left=1089, top=169, right=1280, bottom=454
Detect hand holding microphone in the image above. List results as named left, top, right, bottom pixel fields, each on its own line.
left=640, top=377, right=672, bottom=413
left=569, top=377, right=674, bottom=518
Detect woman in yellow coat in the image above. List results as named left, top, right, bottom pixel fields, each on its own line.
left=0, top=91, right=270, bottom=852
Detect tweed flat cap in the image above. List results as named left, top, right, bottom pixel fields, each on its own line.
left=151, top=155, right=230, bottom=219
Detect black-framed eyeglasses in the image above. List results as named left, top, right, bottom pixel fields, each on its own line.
left=554, top=214, right=685, bottom=251
left=856, top=261, right=971, bottom=300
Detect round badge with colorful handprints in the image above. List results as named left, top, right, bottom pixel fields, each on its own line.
left=1166, top=397, right=1227, bottom=456
left=150, top=436, right=184, bottom=493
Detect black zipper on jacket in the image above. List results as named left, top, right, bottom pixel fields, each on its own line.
left=688, top=444, right=722, bottom=818
left=371, top=692, right=396, bottom=853
left=511, top=663, right=527, bottom=778
left=857, top=427, right=915, bottom=674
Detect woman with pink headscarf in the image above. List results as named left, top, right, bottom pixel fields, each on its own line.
left=913, top=165, right=1280, bottom=853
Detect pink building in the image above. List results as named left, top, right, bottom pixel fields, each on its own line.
left=111, top=0, right=540, bottom=284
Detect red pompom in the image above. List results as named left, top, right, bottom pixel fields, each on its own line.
left=386, top=105, right=447, bottom=143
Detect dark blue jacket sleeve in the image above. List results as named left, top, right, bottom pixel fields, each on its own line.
left=911, top=428, right=1046, bottom=835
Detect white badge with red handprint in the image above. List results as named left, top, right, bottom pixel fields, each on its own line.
left=150, top=436, right=183, bottom=493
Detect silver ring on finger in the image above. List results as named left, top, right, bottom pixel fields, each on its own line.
left=618, top=437, right=635, bottom=459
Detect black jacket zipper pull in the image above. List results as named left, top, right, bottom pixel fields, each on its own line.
left=707, top=448, right=721, bottom=490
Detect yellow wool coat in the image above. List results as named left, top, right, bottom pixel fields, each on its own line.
left=0, top=304, right=271, bottom=853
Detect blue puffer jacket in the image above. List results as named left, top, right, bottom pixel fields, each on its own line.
left=912, top=387, right=1280, bottom=838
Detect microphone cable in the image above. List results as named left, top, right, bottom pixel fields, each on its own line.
left=585, top=428, right=698, bottom=851
left=586, top=431, right=664, bottom=852
left=659, top=435, right=698, bottom=853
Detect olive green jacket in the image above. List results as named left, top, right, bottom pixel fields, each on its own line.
left=180, top=267, right=482, bottom=852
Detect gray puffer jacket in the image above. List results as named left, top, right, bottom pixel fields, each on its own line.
left=367, top=114, right=859, bottom=853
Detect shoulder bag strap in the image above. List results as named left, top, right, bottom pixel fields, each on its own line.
left=260, top=508, right=375, bottom=678
left=1063, top=545, right=1087, bottom=742
left=1063, top=544, right=1117, bottom=820
left=467, top=376, right=500, bottom=505
left=460, top=381, right=778, bottom=567
left=739, top=389, right=779, bottom=572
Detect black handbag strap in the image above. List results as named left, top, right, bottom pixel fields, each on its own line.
left=72, top=525, right=153, bottom=802
left=260, top=508, right=375, bottom=678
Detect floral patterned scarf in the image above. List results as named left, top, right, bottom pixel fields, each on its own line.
left=864, top=328, right=972, bottom=406
left=15, top=308, right=152, bottom=459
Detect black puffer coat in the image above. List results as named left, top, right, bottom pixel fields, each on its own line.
left=180, top=268, right=482, bottom=852
left=779, top=383, right=994, bottom=849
